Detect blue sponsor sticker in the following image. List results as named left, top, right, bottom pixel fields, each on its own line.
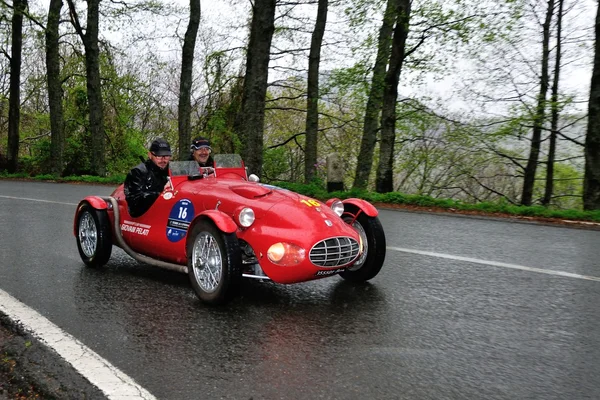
left=166, top=199, right=194, bottom=242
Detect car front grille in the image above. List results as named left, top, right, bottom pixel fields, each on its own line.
left=309, top=237, right=360, bottom=267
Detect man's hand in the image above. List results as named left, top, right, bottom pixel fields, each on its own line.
left=163, top=177, right=174, bottom=192
left=199, top=167, right=215, bottom=177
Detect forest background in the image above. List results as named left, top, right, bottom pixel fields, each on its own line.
left=2, top=0, right=600, bottom=214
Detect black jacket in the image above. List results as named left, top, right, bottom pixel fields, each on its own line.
left=124, top=159, right=169, bottom=218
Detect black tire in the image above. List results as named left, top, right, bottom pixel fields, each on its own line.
left=340, top=207, right=386, bottom=282
left=75, top=203, right=113, bottom=268
left=186, top=219, right=242, bottom=305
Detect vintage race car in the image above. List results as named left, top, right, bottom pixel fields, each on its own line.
left=74, top=154, right=386, bottom=305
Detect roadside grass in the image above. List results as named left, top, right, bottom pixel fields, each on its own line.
left=273, top=181, right=600, bottom=223
left=0, top=171, right=126, bottom=185
left=1, top=172, right=599, bottom=223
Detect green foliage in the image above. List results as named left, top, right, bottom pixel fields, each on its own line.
left=262, top=147, right=290, bottom=182
left=62, top=134, right=91, bottom=176
left=199, top=54, right=244, bottom=155
left=1, top=171, right=598, bottom=222
left=61, top=174, right=126, bottom=184
left=326, top=63, right=371, bottom=96
left=204, top=108, right=241, bottom=154
left=42, top=48, right=175, bottom=176
left=276, top=180, right=328, bottom=199
left=345, top=0, right=387, bottom=28
left=0, top=0, right=591, bottom=225
left=0, top=173, right=124, bottom=185
left=18, top=138, right=52, bottom=175
left=268, top=180, right=600, bottom=222
left=544, top=163, right=583, bottom=210
left=0, top=171, right=29, bottom=179
left=101, top=52, right=158, bottom=174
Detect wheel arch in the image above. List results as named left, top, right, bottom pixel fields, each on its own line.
left=339, top=198, right=379, bottom=219
left=186, top=210, right=238, bottom=250
left=73, top=197, right=109, bottom=236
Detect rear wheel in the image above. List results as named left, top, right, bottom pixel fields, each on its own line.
left=341, top=207, right=386, bottom=282
left=187, top=220, right=242, bottom=305
left=76, top=203, right=112, bottom=267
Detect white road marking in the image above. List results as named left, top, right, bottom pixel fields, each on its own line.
left=388, top=246, right=600, bottom=282
left=0, top=289, right=156, bottom=400
left=0, top=195, right=77, bottom=206
left=3, top=191, right=597, bottom=394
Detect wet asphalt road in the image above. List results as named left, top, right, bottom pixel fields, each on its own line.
left=1, top=180, right=600, bottom=400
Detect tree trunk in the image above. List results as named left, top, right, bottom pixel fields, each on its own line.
left=235, top=0, right=276, bottom=176
left=46, top=0, right=65, bottom=176
left=304, top=0, right=328, bottom=184
left=7, top=0, right=26, bottom=173
left=543, top=0, right=563, bottom=207
left=67, top=0, right=105, bottom=176
left=375, top=0, right=411, bottom=193
left=178, top=0, right=201, bottom=161
left=85, top=0, right=105, bottom=176
left=584, top=0, right=600, bottom=210
left=352, top=0, right=396, bottom=190
left=521, top=0, right=555, bottom=206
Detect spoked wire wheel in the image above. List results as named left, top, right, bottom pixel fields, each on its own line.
left=79, top=211, right=98, bottom=258
left=340, top=207, right=386, bottom=282
left=75, top=203, right=112, bottom=267
left=345, top=217, right=368, bottom=271
left=187, top=219, right=242, bottom=305
left=191, top=232, right=223, bottom=293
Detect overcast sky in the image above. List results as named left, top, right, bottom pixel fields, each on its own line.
left=29, top=0, right=597, bottom=117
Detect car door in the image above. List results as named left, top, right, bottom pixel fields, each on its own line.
left=129, top=185, right=191, bottom=265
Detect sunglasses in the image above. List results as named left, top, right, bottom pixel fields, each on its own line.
left=151, top=153, right=172, bottom=159
left=191, top=144, right=211, bottom=151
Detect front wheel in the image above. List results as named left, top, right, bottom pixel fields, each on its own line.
left=75, top=203, right=112, bottom=267
left=341, top=208, right=386, bottom=282
left=187, top=220, right=242, bottom=305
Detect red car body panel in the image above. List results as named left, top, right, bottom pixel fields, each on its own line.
left=75, top=157, right=376, bottom=284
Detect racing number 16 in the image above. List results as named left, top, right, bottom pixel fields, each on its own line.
left=300, top=199, right=320, bottom=207
left=178, top=207, right=188, bottom=219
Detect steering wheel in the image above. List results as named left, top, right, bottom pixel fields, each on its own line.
left=200, top=167, right=215, bottom=178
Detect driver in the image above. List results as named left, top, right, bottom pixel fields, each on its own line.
left=189, top=137, right=214, bottom=168
left=124, top=138, right=172, bottom=218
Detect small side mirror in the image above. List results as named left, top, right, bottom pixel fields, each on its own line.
left=248, top=174, right=260, bottom=182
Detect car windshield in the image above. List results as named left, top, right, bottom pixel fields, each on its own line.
left=169, top=155, right=244, bottom=177
left=169, top=161, right=201, bottom=177
left=213, top=154, right=243, bottom=168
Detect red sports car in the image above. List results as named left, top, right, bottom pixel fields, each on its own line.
left=74, top=154, right=386, bottom=305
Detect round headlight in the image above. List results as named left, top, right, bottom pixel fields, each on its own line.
left=238, top=207, right=255, bottom=227
left=267, top=242, right=306, bottom=266
left=330, top=200, right=344, bottom=217
left=267, top=243, right=285, bottom=262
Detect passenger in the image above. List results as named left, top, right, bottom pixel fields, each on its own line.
left=124, top=138, right=172, bottom=218
left=189, top=137, right=214, bottom=168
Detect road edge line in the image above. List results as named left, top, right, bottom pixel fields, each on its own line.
left=0, top=289, right=156, bottom=400
left=388, top=246, right=600, bottom=282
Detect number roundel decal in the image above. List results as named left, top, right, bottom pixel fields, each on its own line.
left=166, top=199, right=194, bottom=243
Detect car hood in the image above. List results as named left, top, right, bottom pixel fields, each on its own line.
left=177, top=180, right=353, bottom=234
left=229, top=183, right=273, bottom=199
left=253, top=185, right=353, bottom=234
